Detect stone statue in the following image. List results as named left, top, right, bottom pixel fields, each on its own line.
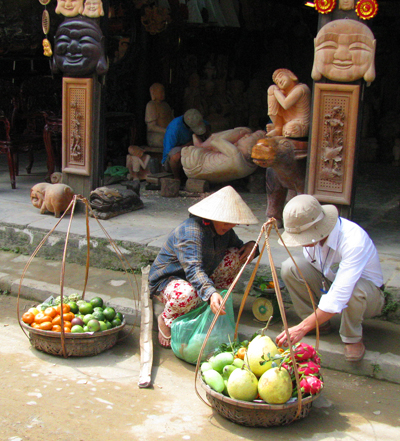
left=30, top=183, right=74, bottom=218
left=55, top=0, right=84, bottom=17
left=145, top=83, right=174, bottom=149
left=89, top=186, right=143, bottom=220
left=82, top=0, right=104, bottom=18
left=312, top=19, right=376, bottom=84
left=52, top=16, right=108, bottom=77
left=338, top=0, right=354, bottom=10
left=267, top=68, right=311, bottom=138
left=252, top=136, right=308, bottom=228
left=181, top=127, right=266, bottom=184
left=126, top=145, right=151, bottom=181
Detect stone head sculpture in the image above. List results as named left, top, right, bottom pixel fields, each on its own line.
left=56, top=0, right=84, bottom=17
left=149, top=83, right=165, bottom=102
left=52, top=16, right=108, bottom=77
left=312, top=19, right=376, bottom=84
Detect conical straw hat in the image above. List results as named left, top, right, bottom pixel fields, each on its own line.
left=188, top=186, right=259, bottom=225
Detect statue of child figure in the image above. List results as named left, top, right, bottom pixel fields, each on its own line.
left=145, top=83, right=174, bottom=149
left=267, top=68, right=311, bottom=138
left=126, top=145, right=151, bottom=181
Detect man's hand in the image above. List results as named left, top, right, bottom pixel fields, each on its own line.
left=276, top=324, right=307, bottom=348
left=209, top=292, right=226, bottom=315
left=238, top=241, right=258, bottom=263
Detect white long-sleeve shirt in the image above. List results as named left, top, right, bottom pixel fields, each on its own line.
left=303, top=217, right=384, bottom=314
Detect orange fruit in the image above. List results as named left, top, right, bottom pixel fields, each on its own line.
left=31, top=323, right=41, bottom=329
left=28, top=307, right=40, bottom=316
left=22, top=312, right=35, bottom=325
left=52, top=325, right=62, bottom=332
left=39, top=321, right=53, bottom=331
left=63, top=320, right=72, bottom=329
left=63, top=327, right=71, bottom=333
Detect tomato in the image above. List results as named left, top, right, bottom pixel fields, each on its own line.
left=31, top=323, right=41, bottom=329
left=34, top=313, right=53, bottom=324
left=63, top=312, right=75, bottom=322
left=22, top=312, right=35, bottom=325
left=236, top=347, right=247, bottom=360
left=28, top=307, right=40, bottom=316
left=63, top=327, right=71, bottom=333
left=52, top=315, right=61, bottom=326
left=56, top=303, right=71, bottom=314
left=39, top=321, right=53, bottom=331
left=44, top=307, right=58, bottom=318
left=63, top=320, right=72, bottom=329
left=51, top=325, right=62, bottom=332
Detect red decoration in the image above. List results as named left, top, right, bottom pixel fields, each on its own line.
left=315, top=0, right=336, bottom=14
left=356, top=0, right=378, bottom=20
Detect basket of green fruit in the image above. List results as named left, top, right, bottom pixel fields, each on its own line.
left=198, top=335, right=323, bottom=427
left=20, top=294, right=126, bottom=357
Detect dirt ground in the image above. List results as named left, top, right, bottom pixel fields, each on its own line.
left=1, top=293, right=400, bottom=441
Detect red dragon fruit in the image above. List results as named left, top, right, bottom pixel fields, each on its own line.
left=297, top=360, right=320, bottom=376
left=294, top=342, right=316, bottom=361
left=312, top=353, right=321, bottom=366
left=300, top=376, right=323, bottom=395
left=281, top=362, right=294, bottom=376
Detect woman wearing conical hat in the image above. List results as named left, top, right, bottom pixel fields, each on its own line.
left=149, top=186, right=259, bottom=348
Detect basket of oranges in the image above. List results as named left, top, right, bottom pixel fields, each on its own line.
left=20, top=295, right=126, bottom=357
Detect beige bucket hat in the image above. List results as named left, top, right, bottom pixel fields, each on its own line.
left=279, top=194, right=338, bottom=247
left=183, top=109, right=206, bottom=135
left=188, top=186, right=259, bottom=225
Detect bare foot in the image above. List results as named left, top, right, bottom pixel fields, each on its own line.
left=158, top=314, right=171, bottom=348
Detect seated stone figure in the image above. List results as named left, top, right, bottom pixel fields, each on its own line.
left=126, top=145, right=151, bottom=181
left=181, top=127, right=266, bottom=184
left=145, top=83, right=174, bottom=149
left=267, top=68, right=311, bottom=138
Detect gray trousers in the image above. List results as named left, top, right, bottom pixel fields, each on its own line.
left=281, top=257, right=385, bottom=343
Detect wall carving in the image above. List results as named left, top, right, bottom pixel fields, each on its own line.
left=307, top=83, right=360, bottom=205
left=62, top=77, right=93, bottom=176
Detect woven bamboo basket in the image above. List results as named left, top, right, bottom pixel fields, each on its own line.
left=200, top=379, right=320, bottom=427
left=195, top=219, right=324, bottom=427
left=17, top=195, right=139, bottom=358
left=20, top=320, right=126, bottom=357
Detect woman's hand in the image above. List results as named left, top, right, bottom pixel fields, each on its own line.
left=238, top=241, right=258, bottom=263
left=209, top=292, right=226, bottom=315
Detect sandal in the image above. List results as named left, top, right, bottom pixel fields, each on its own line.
left=158, top=320, right=171, bottom=349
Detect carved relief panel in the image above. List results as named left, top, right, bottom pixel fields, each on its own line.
left=62, top=77, right=93, bottom=176
left=307, top=83, right=360, bottom=205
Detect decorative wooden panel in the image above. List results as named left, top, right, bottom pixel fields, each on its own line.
left=62, top=78, right=93, bottom=176
left=307, top=83, right=360, bottom=205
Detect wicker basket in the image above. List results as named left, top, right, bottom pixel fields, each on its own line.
left=200, top=379, right=319, bottom=427
left=20, top=321, right=126, bottom=357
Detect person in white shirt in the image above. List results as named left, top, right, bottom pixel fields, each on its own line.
left=275, top=194, right=385, bottom=362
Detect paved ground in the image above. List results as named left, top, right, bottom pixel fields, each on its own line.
left=2, top=293, right=400, bottom=441
left=0, top=152, right=400, bottom=386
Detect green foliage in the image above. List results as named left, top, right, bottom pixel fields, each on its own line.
left=381, top=290, right=399, bottom=316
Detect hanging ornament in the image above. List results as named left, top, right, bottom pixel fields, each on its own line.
left=315, top=0, right=337, bottom=14
left=39, top=0, right=51, bottom=5
left=356, top=0, right=378, bottom=20
left=43, top=38, right=53, bottom=57
left=42, top=9, right=50, bottom=35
